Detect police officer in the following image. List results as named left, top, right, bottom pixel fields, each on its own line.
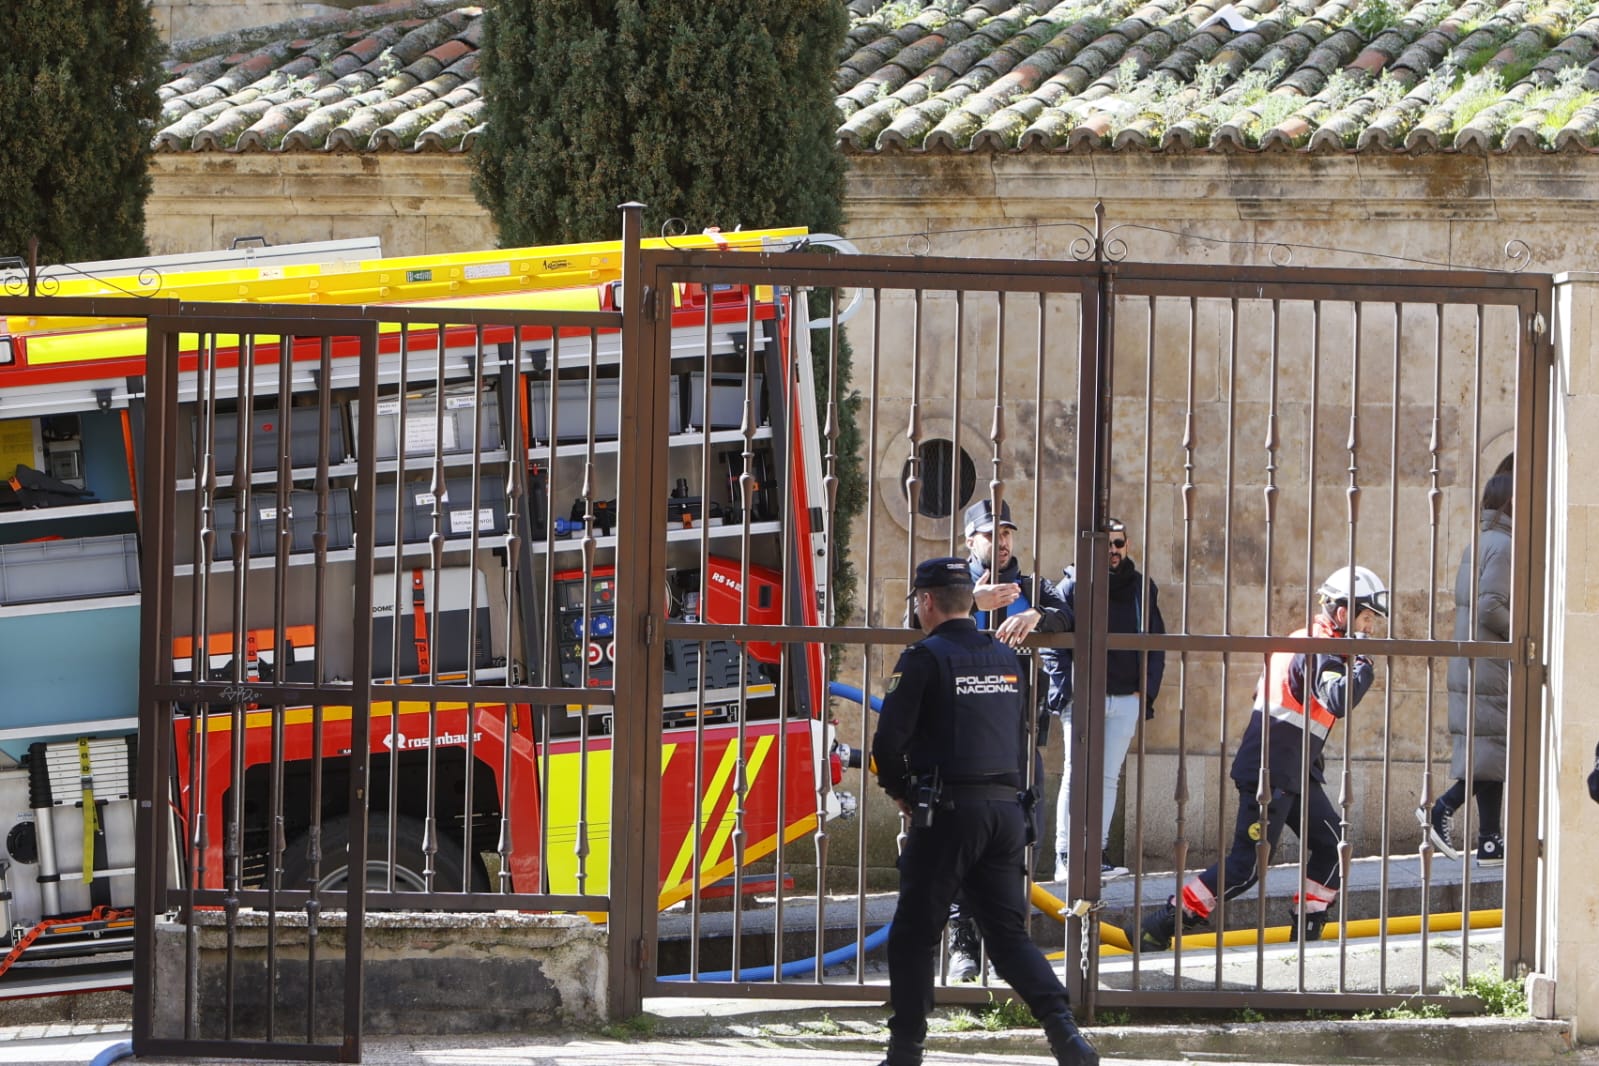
left=872, top=557, right=1098, bottom=1066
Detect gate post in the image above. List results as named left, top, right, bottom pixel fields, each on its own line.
left=1063, top=259, right=1116, bottom=1013
left=608, top=202, right=669, bottom=1016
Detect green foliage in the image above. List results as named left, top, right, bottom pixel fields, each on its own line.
left=474, top=1, right=846, bottom=246
left=937, top=1008, right=982, bottom=1032
left=598, top=1013, right=659, bottom=1040
left=1353, top=996, right=1448, bottom=1020
left=1450, top=71, right=1506, bottom=132
left=1095, top=1008, right=1132, bottom=1025
left=0, top=0, right=163, bottom=262
left=474, top=2, right=865, bottom=627
left=1451, top=972, right=1530, bottom=1016
left=1235, top=1006, right=1266, bottom=1023
left=979, top=994, right=1036, bottom=1030
left=1351, top=0, right=1400, bottom=39
left=1541, top=88, right=1598, bottom=139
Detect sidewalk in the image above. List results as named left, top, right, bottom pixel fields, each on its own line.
left=0, top=996, right=1590, bottom=1066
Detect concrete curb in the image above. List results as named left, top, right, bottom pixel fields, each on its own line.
left=646, top=1004, right=1579, bottom=1065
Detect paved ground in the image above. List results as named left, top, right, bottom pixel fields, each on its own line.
left=2, top=997, right=1594, bottom=1066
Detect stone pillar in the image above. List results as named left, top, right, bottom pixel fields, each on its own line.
left=1538, top=274, right=1599, bottom=1040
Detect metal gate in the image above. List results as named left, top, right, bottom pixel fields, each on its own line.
left=4, top=211, right=1544, bottom=1061
left=635, top=226, right=1552, bottom=1018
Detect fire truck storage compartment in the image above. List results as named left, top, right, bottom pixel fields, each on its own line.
left=0, top=534, right=139, bottom=604
left=198, top=403, right=349, bottom=476
left=0, top=602, right=140, bottom=758
left=210, top=488, right=355, bottom=560
left=351, top=384, right=502, bottom=461
left=0, top=738, right=138, bottom=927
left=529, top=376, right=667, bottom=443
left=686, top=371, right=764, bottom=430
left=371, top=566, right=493, bottom=677
left=171, top=625, right=317, bottom=686
left=372, top=476, right=509, bottom=546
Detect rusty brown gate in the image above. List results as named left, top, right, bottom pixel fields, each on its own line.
left=635, top=229, right=1552, bottom=1020
left=0, top=211, right=1547, bottom=1064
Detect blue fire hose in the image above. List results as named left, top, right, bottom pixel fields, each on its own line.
left=660, top=680, right=888, bottom=982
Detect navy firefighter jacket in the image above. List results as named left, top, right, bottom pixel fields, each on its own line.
left=1229, top=616, right=1376, bottom=792
left=872, top=617, right=1029, bottom=802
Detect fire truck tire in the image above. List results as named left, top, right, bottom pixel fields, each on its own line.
left=281, top=813, right=486, bottom=894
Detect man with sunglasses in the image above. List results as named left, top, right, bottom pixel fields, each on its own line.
left=1046, top=518, right=1166, bottom=883
left=1131, top=565, right=1387, bottom=950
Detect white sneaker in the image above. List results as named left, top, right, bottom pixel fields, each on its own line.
left=1101, top=863, right=1130, bottom=880
left=1053, top=854, right=1069, bottom=882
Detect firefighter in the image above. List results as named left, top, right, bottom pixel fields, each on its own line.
left=1132, top=565, right=1387, bottom=950
left=872, top=557, right=1098, bottom=1066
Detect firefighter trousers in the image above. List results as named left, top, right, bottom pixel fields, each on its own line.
left=1182, top=781, right=1342, bottom=920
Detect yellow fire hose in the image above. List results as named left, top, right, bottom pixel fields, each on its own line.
left=1028, top=880, right=1502, bottom=958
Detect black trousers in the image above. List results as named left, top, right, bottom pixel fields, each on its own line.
left=887, top=798, right=1070, bottom=1045
left=1439, top=777, right=1504, bottom=837
left=1189, top=781, right=1342, bottom=917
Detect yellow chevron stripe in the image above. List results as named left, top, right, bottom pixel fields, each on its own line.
left=664, top=738, right=744, bottom=891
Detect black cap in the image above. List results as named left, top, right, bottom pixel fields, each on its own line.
left=912, top=556, right=975, bottom=589
left=963, top=498, right=1017, bottom=538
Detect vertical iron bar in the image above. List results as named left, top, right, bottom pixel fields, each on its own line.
left=133, top=320, right=180, bottom=1054
left=609, top=202, right=665, bottom=1014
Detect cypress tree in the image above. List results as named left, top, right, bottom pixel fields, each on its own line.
left=473, top=0, right=866, bottom=627
left=0, top=0, right=163, bottom=263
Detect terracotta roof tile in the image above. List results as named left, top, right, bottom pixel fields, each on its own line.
left=152, top=0, right=1599, bottom=155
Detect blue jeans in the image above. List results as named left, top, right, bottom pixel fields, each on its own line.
left=1054, top=693, right=1142, bottom=857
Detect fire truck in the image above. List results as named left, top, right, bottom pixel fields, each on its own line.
left=0, top=229, right=843, bottom=994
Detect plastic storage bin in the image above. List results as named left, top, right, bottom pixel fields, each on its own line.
left=352, top=385, right=502, bottom=461
left=371, top=566, right=493, bottom=677
left=686, top=372, right=764, bottom=430
left=211, top=489, right=355, bottom=560
left=372, top=475, right=509, bottom=546
left=199, top=404, right=348, bottom=476
left=0, top=534, right=139, bottom=604
left=528, top=376, right=683, bottom=442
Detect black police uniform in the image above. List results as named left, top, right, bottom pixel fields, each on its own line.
left=873, top=558, right=1094, bottom=1066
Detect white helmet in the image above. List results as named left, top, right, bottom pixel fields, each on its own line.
left=1318, top=565, right=1389, bottom=617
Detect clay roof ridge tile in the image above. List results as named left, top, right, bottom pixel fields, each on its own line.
left=1553, top=98, right=1599, bottom=148
left=414, top=96, right=484, bottom=152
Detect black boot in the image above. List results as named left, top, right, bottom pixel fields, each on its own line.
left=876, top=1034, right=923, bottom=1066
left=1287, top=907, right=1329, bottom=943
left=1129, top=897, right=1204, bottom=952
left=1042, top=1011, right=1100, bottom=1066
left=947, top=915, right=981, bottom=981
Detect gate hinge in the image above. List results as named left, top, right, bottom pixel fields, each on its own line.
left=644, top=613, right=657, bottom=647
left=635, top=936, right=650, bottom=971
left=1531, top=311, right=1547, bottom=338
left=644, top=286, right=668, bottom=321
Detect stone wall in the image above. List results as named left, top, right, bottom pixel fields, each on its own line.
left=146, top=154, right=494, bottom=260
left=151, top=910, right=608, bottom=1036
left=151, top=0, right=340, bottom=43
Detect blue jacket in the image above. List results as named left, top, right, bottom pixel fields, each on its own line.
left=1040, top=558, right=1166, bottom=716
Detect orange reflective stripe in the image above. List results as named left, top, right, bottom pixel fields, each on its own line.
left=1261, top=622, right=1337, bottom=738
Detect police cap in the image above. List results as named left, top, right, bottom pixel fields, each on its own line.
left=963, top=498, right=1018, bottom=538
left=912, top=556, right=976, bottom=589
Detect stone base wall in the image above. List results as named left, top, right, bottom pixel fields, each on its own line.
left=151, top=911, right=607, bottom=1038
left=147, top=155, right=495, bottom=261
left=152, top=0, right=340, bottom=43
